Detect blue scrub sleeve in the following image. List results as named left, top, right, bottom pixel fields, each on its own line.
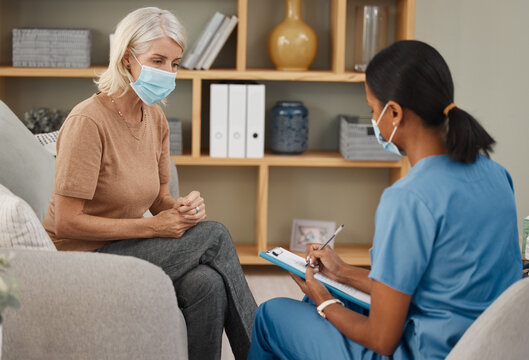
left=369, top=187, right=437, bottom=295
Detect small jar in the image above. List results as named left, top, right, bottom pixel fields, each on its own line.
left=270, top=101, right=309, bottom=154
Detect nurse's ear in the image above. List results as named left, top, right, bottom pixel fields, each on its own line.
left=387, top=100, right=404, bottom=127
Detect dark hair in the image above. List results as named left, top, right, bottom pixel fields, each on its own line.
left=366, top=40, right=495, bottom=163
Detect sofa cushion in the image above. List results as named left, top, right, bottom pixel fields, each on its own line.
left=0, top=101, right=55, bottom=222
left=0, top=184, right=56, bottom=250
left=2, top=249, right=188, bottom=360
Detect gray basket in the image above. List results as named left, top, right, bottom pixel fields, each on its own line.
left=12, top=28, right=91, bottom=68
left=339, top=114, right=401, bottom=161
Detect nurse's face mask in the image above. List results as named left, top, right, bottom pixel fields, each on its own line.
left=371, top=103, right=405, bottom=156
left=129, top=52, right=177, bottom=105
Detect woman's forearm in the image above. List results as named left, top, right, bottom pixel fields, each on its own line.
left=56, top=213, right=156, bottom=241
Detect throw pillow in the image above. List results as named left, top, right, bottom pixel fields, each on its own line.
left=0, top=184, right=56, bottom=250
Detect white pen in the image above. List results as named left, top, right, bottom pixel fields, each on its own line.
left=305, top=224, right=345, bottom=267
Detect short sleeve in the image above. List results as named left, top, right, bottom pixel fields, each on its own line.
left=369, top=187, right=437, bottom=295
left=158, top=111, right=171, bottom=185
left=54, top=116, right=102, bottom=199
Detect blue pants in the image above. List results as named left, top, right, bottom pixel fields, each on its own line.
left=248, top=296, right=388, bottom=360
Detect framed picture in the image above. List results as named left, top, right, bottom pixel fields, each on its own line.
left=290, top=219, right=337, bottom=253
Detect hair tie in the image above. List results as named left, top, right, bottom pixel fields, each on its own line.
left=443, top=103, right=457, bottom=116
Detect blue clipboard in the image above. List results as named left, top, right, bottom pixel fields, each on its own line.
left=259, top=247, right=370, bottom=310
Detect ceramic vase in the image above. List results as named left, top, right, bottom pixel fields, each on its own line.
left=270, top=101, right=309, bottom=154
left=268, top=0, right=317, bottom=71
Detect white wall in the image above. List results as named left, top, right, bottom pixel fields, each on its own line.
left=416, top=0, right=529, bottom=228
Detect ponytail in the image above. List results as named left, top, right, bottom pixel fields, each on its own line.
left=445, top=107, right=495, bottom=163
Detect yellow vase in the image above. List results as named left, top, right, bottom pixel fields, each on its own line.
left=268, top=0, right=317, bottom=71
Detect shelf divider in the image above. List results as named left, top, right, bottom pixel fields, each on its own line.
left=396, top=0, right=416, bottom=40
left=236, top=0, right=248, bottom=71
left=256, top=164, right=269, bottom=253
left=191, top=78, right=202, bottom=157
left=330, top=0, right=347, bottom=73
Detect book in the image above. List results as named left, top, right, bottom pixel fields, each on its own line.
left=34, top=130, right=59, bottom=156
left=194, top=16, right=231, bottom=70
left=180, top=12, right=225, bottom=69
left=201, top=15, right=239, bottom=70
left=259, top=247, right=371, bottom=309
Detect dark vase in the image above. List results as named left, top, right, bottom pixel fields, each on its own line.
left=270, top=101, right=308, bottom=154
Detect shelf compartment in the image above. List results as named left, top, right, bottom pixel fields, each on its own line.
left=238, top=242, right=372, bottom=266
left=172, top=151, right=405, bottom=168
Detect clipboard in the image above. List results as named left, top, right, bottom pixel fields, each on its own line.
left=259, top=247, right=371, bottom=310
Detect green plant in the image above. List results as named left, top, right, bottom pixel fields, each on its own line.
left=22, top=107, right=68, bottom=134
left=0, top=254, right=20, bottom=320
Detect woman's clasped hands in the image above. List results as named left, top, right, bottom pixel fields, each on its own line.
left=153, top=191, right=207, bottom=238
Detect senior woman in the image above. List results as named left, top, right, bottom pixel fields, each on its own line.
left=247, top=40, right=522, bottom=359
left=42, top=7, right=256, bottom=360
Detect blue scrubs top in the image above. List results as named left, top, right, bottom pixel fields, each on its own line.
left=369, top=155, right=522, bottom=360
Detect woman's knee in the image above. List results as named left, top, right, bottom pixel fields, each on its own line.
left=175, top=265, right=227, bottom=308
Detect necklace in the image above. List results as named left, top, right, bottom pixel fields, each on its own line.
left=109, top=97, right=145, bottom=140
left=110, top=98, right=126, bottom=121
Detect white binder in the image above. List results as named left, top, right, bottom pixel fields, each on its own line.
left=210, top=84, right=229, bottom=157
left=228, top=84, right=247, bottom=158
left=246, top=84, right=266, bottom=158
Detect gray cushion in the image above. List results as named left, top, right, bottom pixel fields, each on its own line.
left=0, top=101, right=55, bottom=222
left=2, top=249, right=188, bottom=360
left=446, top=278, right=529, bottom=359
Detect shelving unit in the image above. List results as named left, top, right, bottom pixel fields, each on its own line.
left=0, top=0, right=415, bottom=265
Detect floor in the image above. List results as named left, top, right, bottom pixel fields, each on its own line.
left=221, top=266, right=304, bottom=360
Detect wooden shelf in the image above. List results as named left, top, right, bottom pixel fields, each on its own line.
left=236, top=243, right=371, bottom=266
left=172, top=151, right=405, bottom=168
left=0, top=65, right=107, bottom=78
left=0, top=66, right=365, bottom=83
left=0, top=0, right=414, bottom=266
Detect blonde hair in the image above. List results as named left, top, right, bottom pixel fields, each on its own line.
left=96, top=7, right=186, bottom=97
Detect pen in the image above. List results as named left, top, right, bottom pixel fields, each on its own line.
left=305, top=224, right=344, bottom=267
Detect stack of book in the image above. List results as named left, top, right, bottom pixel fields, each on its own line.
left=168, top=118, right=182, bottom=155
left=339, top=114, right=401, bottom=161
left=210, top=83, right=265, bottom=158
left=180, top=12, right=238, bottom=70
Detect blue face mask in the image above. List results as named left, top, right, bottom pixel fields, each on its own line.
left=371, top=103, right=406, bottom=156
left=129, top=53, right=176, bottom=105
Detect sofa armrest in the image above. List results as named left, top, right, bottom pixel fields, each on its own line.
left=2, top=249, right=188, bottom=360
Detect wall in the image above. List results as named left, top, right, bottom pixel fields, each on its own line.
left=415, top=0, right=529, bottom=228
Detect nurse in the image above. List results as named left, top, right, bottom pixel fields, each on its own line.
left=248, top=40, right=522, bottom=359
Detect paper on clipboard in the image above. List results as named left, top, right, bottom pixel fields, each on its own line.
left=259, top=247, right=371, bottom=309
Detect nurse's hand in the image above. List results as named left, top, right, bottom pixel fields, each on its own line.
left=175, top=190, right=207, bottom=223
left=306, top=245, right=348, bottom=283
left=290, top=267, right=334, bottom=306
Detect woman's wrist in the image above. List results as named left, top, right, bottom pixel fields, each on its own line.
left=144, top=216, right=158, bottom=238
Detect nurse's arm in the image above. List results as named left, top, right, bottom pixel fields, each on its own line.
left=323, top=280, right=411, bottom=356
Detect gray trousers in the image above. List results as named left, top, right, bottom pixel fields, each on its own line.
left=94, top=221, right=257, bottom=360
